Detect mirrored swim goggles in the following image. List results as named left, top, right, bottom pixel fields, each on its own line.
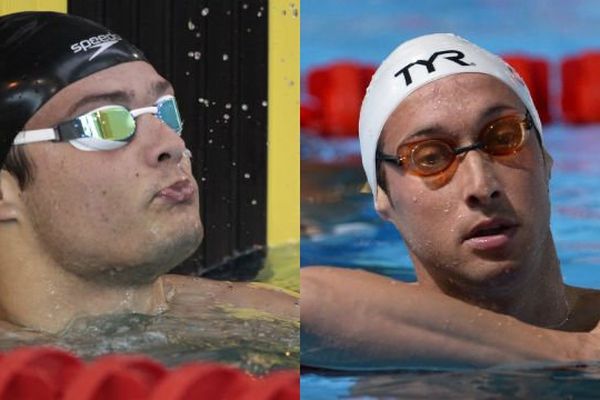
left=13, top=95, right=183, bottom=151
left=376, top=112, right=534, bottom=177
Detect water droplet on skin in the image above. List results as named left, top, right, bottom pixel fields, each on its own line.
left=201, top=7, right=209, bottom=16
left=411, top=196, right=418, bottom=203
left=222, top=54, right=229, bottom=61
left=187, top=19, right=196, bottom=30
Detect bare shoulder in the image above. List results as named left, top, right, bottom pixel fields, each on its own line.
left=567, top=285, right=600, bottom=331
left=161, top=274, right=299, bottom=321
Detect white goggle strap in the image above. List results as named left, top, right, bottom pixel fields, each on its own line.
left=130, top=106, right=157, bottom=118
left=13, top=128, right=59, bottom=145
left=13, top=103, right=162, bottom=146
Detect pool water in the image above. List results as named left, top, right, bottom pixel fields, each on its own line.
left=0, top=244, right=299, bottom=375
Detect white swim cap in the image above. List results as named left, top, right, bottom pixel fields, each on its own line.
left=359, top=33, right=543, bottom=199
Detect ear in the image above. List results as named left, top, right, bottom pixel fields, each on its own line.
left=374, top=185, right=394, bottom=221
left=0, top=170, right=21, bottom=222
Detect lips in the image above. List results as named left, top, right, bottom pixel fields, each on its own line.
left=462, top=218, right=519, bottom=251
left=157, top=179, right=195, bottom=203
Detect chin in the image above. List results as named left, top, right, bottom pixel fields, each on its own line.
left=460, top=259, right=526, bottom=290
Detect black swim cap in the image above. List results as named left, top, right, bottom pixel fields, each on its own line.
left=0, top=11, right=147, bottom=167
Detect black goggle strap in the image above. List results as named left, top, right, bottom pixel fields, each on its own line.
left=376, top=151, right=405, bottom=167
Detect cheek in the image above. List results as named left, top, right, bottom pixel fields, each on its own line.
left=386, top=182, right=456, bottom=252
left=27, top=153, right=139, bottom=229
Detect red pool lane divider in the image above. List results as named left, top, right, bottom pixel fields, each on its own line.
left=502, top=55, right=551, bottom=124
left=301, top=56, right=560, bottom=138
left=63, top=355, right=167, bottom=400
left=302, top=62, right=375, bottom=137
left=0, top=347, right=299, bottom=400
left=150, top=363, right=253, bottom=399
left=561, top=52, right=600, bottom=123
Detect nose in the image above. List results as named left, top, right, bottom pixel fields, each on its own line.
left=136, top=115, right=187, bottom=167
left=459, top=150, right=502, bottom=209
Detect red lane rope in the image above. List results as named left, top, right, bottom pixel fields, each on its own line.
left=0, top=347, right=299, bottom=400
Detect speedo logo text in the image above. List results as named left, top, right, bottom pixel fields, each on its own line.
left=394, top=49, right=475, bottom=86
left=70, top=33, right=122, bottom=61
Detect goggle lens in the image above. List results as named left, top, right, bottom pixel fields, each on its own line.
left=481, top=117, right=526, bottom=156
left=396, top=114, right=529, bottom=177
left=90, top=107, right=136, bottom=141
left=157, top=97, right=183, bottom=134
left=410, top=141, right=455, bottom=176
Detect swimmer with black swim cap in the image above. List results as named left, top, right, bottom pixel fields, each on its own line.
left=0, top=12, right=296, bottom=333
left=0, top=12, right=147, bottom=164
left=301, top=33, right=600, bottom=370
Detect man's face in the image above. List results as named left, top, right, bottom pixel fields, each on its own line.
left=18, top=61, right=203, bottom=284
left=376, top=73, right=551, bottom=293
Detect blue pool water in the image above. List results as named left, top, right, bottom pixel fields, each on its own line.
left=301, top=0, right=600, bottom=398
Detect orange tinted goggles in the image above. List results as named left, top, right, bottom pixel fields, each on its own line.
left=376, top=112, right=533, bottom=177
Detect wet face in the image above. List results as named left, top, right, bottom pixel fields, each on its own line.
left=19, top=61, right=203, bottom=284
left=376, top=73, right=552, bottom=293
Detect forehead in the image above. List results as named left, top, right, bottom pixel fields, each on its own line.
left=380, top=73, right=525, bottom=146
left=25, top=61, right=170, bottom=129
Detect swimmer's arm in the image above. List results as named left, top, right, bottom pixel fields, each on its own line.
left=301, top=267, right=596, bottom=370
left=162, top=274, right=299, bottom=320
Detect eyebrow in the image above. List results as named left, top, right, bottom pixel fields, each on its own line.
left=399, top=103, right=523, bottom=144
left=66, top=79, right=174, bottom=119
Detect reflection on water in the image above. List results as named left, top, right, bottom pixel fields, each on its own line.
left=302, top=362, right=600, bottom=399
left=0, top=244, right=299, bottom=375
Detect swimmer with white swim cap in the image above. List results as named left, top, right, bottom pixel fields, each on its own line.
left=0, top=12, right=297, bottom=333
left=301, top=33, right=600, bottom=370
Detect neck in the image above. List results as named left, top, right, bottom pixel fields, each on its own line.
left=414, top=233, right=570, bottom=329
left=0, top=234, right=168, bottom=333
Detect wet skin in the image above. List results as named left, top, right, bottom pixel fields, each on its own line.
left=0, top=61, right=298, bottom=332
